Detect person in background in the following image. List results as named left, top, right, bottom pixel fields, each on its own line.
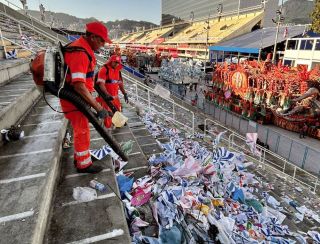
left=20, top=0, right=28, bottom=13
left=39, top=4, right=45, bottom=22
left=96, top=55, right=129, bottom=128
left=299, top=123, right=308, bottom=138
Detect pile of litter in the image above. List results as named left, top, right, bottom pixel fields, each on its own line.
left=115, top=112, right=320, bottom=243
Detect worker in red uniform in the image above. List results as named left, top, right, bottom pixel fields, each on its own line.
left=60, top=21, right=112, bottom=174
left=96, top=54, right=129, bottom=128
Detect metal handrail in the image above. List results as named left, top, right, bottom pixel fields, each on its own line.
left=123, top=72, right=195, bottom=133
left=0, top=11, right=67, bottom=45
left=0, top=0, right=71, bottom=39
left=19, top=19, right=68, bottom=44
left=228, top=132, right=319, bottom=193
left=0, top=33, right=37, bottom=54
left=124, top=73, right=319, bottom=194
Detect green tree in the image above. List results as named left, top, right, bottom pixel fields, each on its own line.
left=311, top=0, right=320, bottom=33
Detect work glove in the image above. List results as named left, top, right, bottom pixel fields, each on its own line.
left=96, top=109, right=110, bottom=119
left=124, top=93, right=129, bottom=103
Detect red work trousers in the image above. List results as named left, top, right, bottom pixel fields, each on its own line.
left=60, top=99, right=92, bottom=169
left=96, top=96, right=121, bottom=128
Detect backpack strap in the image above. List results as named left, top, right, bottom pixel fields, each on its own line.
left=63, top=44, right=93, bottom=77
left=63, top=45, right=92, bottom=63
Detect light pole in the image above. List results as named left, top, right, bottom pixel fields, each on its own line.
left=237, top=0, right=241, bottom=19
left=204, top=13, right=210, bottom=73
left=272, top=0, right=284, bottom=63
left=190, top=11, right=194, bottom=23
left=217, top=3, right=223, bottom=22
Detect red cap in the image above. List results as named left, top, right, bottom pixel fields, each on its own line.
left=109, top=55, right=121, bottom=63
left=86, top=21, right=112, bottom=44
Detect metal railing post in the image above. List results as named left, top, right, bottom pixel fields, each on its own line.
left=293, top=166, right=297, bottom=181
left=314, top=177, right=318, bottom=194
left=173, top=103, right=176, bottom=121
left=18, top=23, right=22, bottom=36
left=135, top=84, right=138, bottom=102
left=283, top=160, right=287, bottom=173
left=192, top=112, right=195, bottom=134
left=147, top=90, right=151, bottom=111
left=204, top=119, right=207, bottom=136
left=0, top=28, right=7, bottom=55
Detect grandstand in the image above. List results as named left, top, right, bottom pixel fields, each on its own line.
left=135, top=26, right=173, bottom=44
left=115, top=8, right=264, bottom=61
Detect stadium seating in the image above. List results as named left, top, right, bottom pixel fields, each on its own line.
left=135, top=26, right=173, bottom=44
left=165, top=11, right=263, bottom=44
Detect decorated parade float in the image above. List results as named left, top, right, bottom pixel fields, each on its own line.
left=206, top=58, right=320, bottom=139
left=121, top=47, right=164, bottom=69
left=159, top=58, right=205, bottom=84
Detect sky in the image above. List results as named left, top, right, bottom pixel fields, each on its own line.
left=5, top=0, right=161, bottom=24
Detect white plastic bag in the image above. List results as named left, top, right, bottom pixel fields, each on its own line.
left=73, top=187, right=97, bottom=203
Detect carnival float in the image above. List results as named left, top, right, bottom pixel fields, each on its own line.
left=205, top=58, right=320, bottom=139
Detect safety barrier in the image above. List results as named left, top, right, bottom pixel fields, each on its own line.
left=228, top=132, right=319, bottom=194
left=203, top=116, right=319, bottom=193
left=123, top=65, right=145, bottom=79
left=122, top=72, right=195, bottom=134
left=122, top=72, right=320, bottom=194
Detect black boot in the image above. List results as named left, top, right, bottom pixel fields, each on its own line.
left=77, top=164, right=103, bottom=174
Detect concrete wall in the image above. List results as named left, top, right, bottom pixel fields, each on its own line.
left=0, top=60, right=30, bottom=86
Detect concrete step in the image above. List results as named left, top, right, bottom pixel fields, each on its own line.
left=45, top=124, right=131, bottom=243
left=0, top=59, right=30, bottom=86
left=0, top=73, right=41, bottom=145
left=44, top=102, right=161, bottom=243
left=0, top=97, right=68, bottom=244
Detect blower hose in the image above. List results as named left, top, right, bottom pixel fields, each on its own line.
left=45, top=81, right=128, bottom=162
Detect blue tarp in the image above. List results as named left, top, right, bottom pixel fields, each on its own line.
left=123, top=65, right=145, bottom=79
left=209, top=25, right=306, bottom=54
left=209, top=46, right=259, bottom=54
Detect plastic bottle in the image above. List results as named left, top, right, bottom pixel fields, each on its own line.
left=89, top=180, right=107, bottom=192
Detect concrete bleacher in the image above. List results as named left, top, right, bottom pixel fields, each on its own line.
left=117, top=32, right=135, bottom=43
left=134, top=27, right=173, bottom=44
left=0, top=61, right=39, bottom=144
left=125, top=31, right=146, bottom=43
left=0, top=13, right=51, bottom=59
left=166, top=11, right=263, bottom=44
left=44, top=102, right=164, bottom=243
left=0, top=1, right=141, bottom=244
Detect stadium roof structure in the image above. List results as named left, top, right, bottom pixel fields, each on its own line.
left=209, top=25, right=307, bottom=54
